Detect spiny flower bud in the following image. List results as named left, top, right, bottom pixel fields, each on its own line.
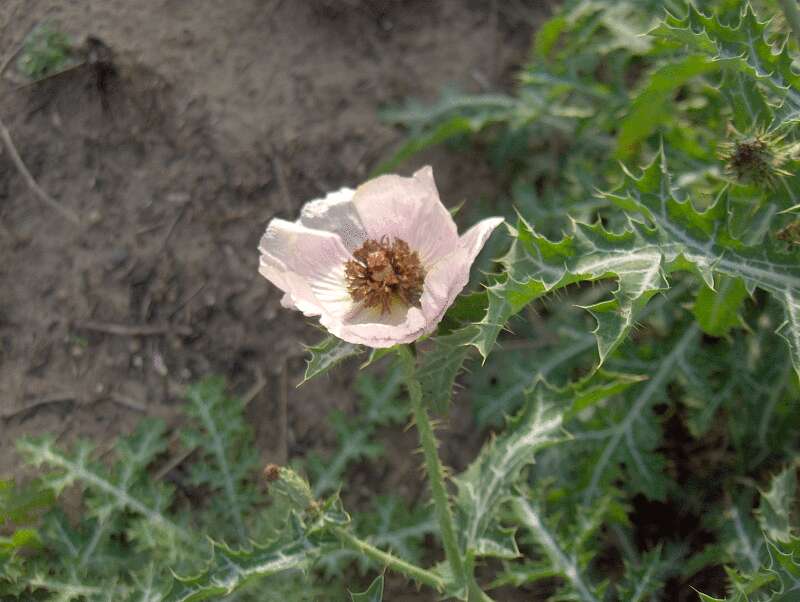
left=776, top=220, right=800, bottom=245
left=263, top=465, right=315, bottom=511
left=718, top=127, right=796, bottom=188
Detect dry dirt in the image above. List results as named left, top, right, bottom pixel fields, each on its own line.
left=0, top=0, right=547, bottom=597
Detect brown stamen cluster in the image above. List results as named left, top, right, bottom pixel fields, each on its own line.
left=345, top=237, right=425, bottom=314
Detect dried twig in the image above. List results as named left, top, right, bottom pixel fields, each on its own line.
left=242, top=367, right=267, bottom=407
left=159, top=203, right=189, bottom=252
left=0, top=117, right=80, bottom=224
left=167, top=281, right=207, bottom=320
left=154, top=442, right=194, bottom=481
left=0, top=47, right=20, bottom=79
left=74, top=320, right=192, bottom=337
left=107, top=392, right=149, bottom=413
left=1, top=392, right=77, bottom=421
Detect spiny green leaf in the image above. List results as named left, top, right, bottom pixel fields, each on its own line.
left=510, top=497, right=603, bottom=602
left=716, top=499, right=764, bottom=574
left=355, top=363, right=407, bottom=426
left=766, top=538, right=800, bottom=601
left=693, top=275, right=749, bottom=337
left=349, top=575, right=384, bottom=602
left=606, top=148, right=800, bottom=378
left=308, top=411, right=383, bottom=498
left=616, top=547, right=676, bottom=602
left=16, top=426, right=189, bottom=547
left=166, top=489, right=348, bottom=601
left=17, top=24, right=75, bottom=80
left=417, top=327, right=475, bottom=412
left=454, top=387, right=565, bottom=559
left=164, top=530, right=317, bottom=602
left=652, top=3, right=800, bottom=129
left=459, top=213, right=671, bottom=364
left=534, top=14, right=568, bottom=59
left=182, top=377, right=261, bottom=543
left=0, top=478, right=54, bottom=525
left=302, top=335, right=363, bottom=384
left=376, top=92, right=517, bottom=174
left=563, top=370, right=647, bottom=421
left=0, top=528, right=41, bottom=552
left=616, top=54, right=719, bottom=160
left=472, top=330, right=597, bottom=428
left=758, top=465, right=798, bottom=545
left=26, top=574, right=118, bottom=602
left=719, top=69, right=773, bottom=131
left=579, top=324, right=700, bottom=503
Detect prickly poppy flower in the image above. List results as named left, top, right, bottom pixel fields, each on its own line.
left=258, top=166, right=503, bottom=347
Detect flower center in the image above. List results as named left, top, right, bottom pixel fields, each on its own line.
left=344, top=237, right=425, bottom=314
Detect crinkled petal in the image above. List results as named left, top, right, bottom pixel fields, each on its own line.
left=321, top=306, right=428, bottom=348
left=420, top=216, right=505, bottom=326
left=351, top=166, right=459, bottom=266
left=259, top=219, right=351, bottom=317
left=298, top=187, right=366, bottom=251
left=458, top=216, right=505, bottom=265
left=418, top=247, right=472, bottom=328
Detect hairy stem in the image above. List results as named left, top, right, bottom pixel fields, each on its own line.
left=779, top=0, right=800, bottom=48
left=397, top=345, right=468, bottom=591
left=332, top=526, right=445, bottom=591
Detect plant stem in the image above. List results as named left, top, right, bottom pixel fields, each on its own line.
left=779, top=0, right=800, bottom=48
left=397, top=345, right=467, bottom=591
left=468, top=577, right=496, bottom=602
left=331, top=526, right=445, bottom=591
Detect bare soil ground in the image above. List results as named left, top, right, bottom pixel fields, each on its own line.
left=1, top=2, right=548, bottom=596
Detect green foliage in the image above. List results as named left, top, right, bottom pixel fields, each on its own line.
left=508, top=496, right=606, bottom=602
left=302, top=335, right=364, bottom=384
left=697, top=467, right=800, bottom=601
left=693, top=275, right=749, bottom=336
left=0, top=479, right=50, bottom=596
left=181, top=378, right=262, bottom=541
left=652, top=3, right=800, bottom=130
left=453, top=386, right=566, bottom=561
left=306, top=410, right=383, bottom=497
left=304, top=362, right=407, bottom=497
left=17, top=23, right=76, bottom=80
left=376, top=0, right=800, bottom=598
left=5, top=379, right=341, bottom=601
left=757, top=465, right=798, bottom=545
left=616, top=55, right=720, bottom=160
left=164, top=490, right=348, bottom=602
left=349, top=575, right=384, bottom=602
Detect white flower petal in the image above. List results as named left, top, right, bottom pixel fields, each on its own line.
left=351, top=166, right=460, bottom=266
left=259, top=219, right=351, bottom=317
left=298, top=187, right=366, bottom=251
left=322, top=306, right=428, bottom=347
left=458, top=216, right=505, bottom=264
left=420, top=216, right=505, bottom=325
